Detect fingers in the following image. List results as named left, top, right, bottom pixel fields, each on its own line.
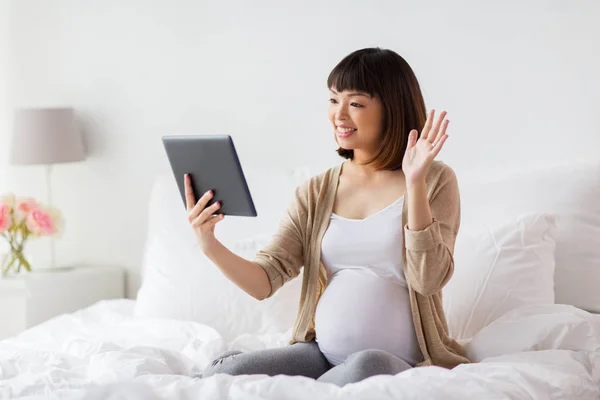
left=420, top=109, right=435, bottom=140
left=191, top=207, right=224, bottom=231
left=431, top=133, right=449, bottom=158
left=189, top=198, right=220, bottom=227
left=429, top=111, right=448, bottom=144
left=407, top=129, right=418, bottom=150
left=206, top=213, right=225, bottom=229
left=197, top=214, right=225, bottom=233
left=184, top=173, right=225, bottom=235
left=184, top=174, right=196, bottom=211
left=432, top=119, right=449, bottom=148
left=198, top=200, right=222, bottom=222
left=189, top=189, right=214, bottom=219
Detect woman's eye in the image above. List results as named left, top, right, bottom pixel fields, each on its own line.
left=328, top=99, right=362, bottom=107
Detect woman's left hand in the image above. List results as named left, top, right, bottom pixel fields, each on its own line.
left=402, top=109, right=449, bottom=187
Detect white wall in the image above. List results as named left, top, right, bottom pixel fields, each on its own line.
left=5, top=0, right=600, bottom=297
left=0, top=0, right=10, bottom=192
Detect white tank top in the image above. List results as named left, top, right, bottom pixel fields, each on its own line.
left=314, top=196, right=423, bottom=366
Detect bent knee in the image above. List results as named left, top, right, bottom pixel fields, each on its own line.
left=203, top=350, right=244, bottom=378
left=346, top=349, right=399, bottom=374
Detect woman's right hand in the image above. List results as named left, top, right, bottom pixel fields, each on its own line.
left=184, top=174, right=225, bottom=253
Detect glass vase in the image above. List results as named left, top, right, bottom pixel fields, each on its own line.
left=1, top=243, right=32, bottom=277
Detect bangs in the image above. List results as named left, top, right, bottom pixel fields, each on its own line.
left=327, top=51, right=380, bottom=97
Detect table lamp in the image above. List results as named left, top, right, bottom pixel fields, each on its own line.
left=9, top=107, right=86, bottom=268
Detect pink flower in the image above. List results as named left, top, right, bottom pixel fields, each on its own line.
left=17, top=198, right=37, bottom=214
left=0, top=203, right=12, bottom=233
left=0, top=193, right=16, bottom=208
left=26, top=208, right=56, bottom=236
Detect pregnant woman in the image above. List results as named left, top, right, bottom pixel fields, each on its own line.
left=189, top=47, right=469, bottom=387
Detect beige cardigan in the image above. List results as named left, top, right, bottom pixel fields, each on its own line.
left=254, top=160, right=470, bottom=369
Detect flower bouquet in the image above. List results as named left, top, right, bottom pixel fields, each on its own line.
left=0, top=194, right=62, bottom=277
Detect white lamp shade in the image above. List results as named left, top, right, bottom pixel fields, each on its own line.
left=10, top=107, right=86, bottom=165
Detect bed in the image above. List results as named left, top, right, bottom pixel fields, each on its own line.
left=1, top=162, right=599, bottom=399
left=1, top=299, right=598, bottom=399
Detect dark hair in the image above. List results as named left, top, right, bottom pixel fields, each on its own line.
left=327, top=47, right=427, bottom=171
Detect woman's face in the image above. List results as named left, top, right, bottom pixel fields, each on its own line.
left=328, top=87, right=384, bottom=154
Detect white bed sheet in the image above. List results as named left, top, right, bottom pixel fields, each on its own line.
left=0, top=299, right=598, bottom=400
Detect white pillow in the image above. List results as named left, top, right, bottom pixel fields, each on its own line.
left=134, top=166, right=309, bottom=341
left=457, top=161, right=600, bottom=313
left=443, top=213, right=558, bottom=340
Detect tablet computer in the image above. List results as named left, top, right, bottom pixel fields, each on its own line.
left=162, top=134, right=257, bottom=217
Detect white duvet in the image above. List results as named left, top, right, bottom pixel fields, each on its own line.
left=0, top=300, right=598, bottom=400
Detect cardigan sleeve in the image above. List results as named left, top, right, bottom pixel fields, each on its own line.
left=403, top=166, right=460, bottom=296
left=253, top=183, right=308, bottom=298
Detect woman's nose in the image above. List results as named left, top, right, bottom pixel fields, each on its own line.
left=336, top=106, right=348, bottom=120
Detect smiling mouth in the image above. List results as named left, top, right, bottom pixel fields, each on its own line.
left=336, top=127, right=356, bottom=138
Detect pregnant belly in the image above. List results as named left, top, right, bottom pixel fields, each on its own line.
left=314, top=269, right=422, bottom=366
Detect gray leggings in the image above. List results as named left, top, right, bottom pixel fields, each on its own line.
left=202, top=341, right=412, bottom=387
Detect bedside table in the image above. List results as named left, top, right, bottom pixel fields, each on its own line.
left=0, top=265, right=125, bottom=340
